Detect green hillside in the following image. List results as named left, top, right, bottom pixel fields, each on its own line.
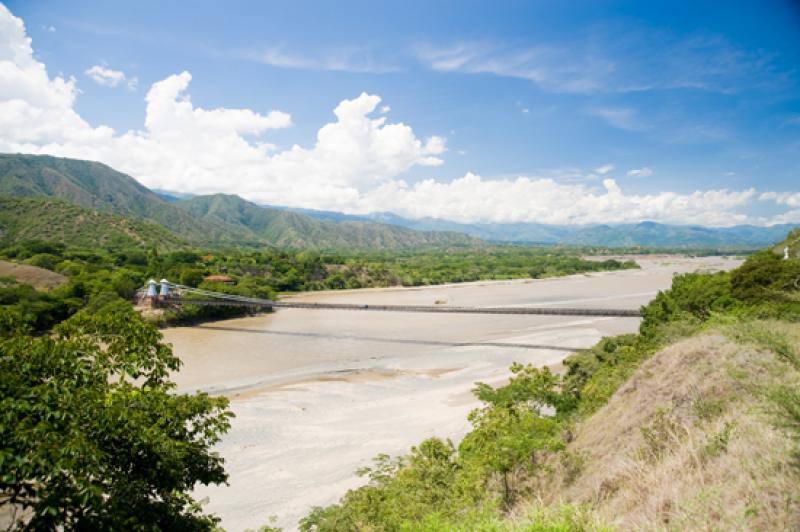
left=0, top=197, right=187, bottom=250
left=0, top=153, right=247, bottom=244
left=0, top=154, right=479, bottom=249
left=177, top=193, right=479, bottom=249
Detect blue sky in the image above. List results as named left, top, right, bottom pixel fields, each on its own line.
left=2, top=1, right=799, bottom=225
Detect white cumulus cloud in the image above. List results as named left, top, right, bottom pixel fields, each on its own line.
left=357, top=175, right=756, bottom=226
left=0, top=4, right=444, bottom=210
left=760, top=191, right=800, bottom=208
left=85, top=65, right=127, bottom=87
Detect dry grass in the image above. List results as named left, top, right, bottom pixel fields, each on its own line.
left=0, top=259, right=66, bottom=290
left=530, top=326, right=800, bottom=530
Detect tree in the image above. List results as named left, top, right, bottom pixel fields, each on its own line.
left=180, top=267, right=206, bottom=288
left=0, top=303, right=233, bottom=530
left=462, top=364, right=565, bottom=507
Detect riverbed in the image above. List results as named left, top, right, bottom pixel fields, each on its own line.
left=163, top=256, right=741, bottom=530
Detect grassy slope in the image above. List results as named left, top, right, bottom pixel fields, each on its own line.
left=533, top=321, right=800, bottom=530
left=176, top=193, right=479, bottom=249
left=0, top=197, right=187, bottom=250
left=0, top=259, right=67, bottom=289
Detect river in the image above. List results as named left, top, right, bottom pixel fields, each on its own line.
left=163, top=255, right=741, bottom=530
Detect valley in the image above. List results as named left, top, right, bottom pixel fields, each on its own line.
left=163, top=255, right=740, bottom=530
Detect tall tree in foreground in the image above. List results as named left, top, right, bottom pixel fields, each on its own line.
left=0, top=302, right=233, bottom=530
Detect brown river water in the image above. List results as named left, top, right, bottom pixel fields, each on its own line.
left=163, top=256, right=741, bottom=531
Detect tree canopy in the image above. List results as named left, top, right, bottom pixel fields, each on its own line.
left=0, top=302, right=232, bottom=530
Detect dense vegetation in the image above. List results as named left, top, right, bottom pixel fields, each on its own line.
left=0, top=303, right=232, bottom=529
left=298, top=230, right=800, bottom=531
left=0, top=197, right=188, bottom=250
left=0, top=240, right=637, bottom=331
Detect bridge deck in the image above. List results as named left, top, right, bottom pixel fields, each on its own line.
left=168, top=298, right=641, bottom=317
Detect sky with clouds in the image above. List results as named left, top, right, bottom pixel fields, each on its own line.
left=1, top=0, right=799, bottom=226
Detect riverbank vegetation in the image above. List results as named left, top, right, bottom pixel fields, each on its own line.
left=0, top=240, right=637, bottom=331
left=297, top=230, right=800, bottom=531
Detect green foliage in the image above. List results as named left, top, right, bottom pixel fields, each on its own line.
left=561, top=334, right=652, bottom=415
left=301, top=364, right=569, bottom=530
left=405, top=503, right=611, bottom=531
left=0, top=197, right=188, bottom=251
left=0, top=303, right=232, bottom=530
left=0, top=240, right=637, bottom=329
left=731, top=249, right=800, bottom=306
left=473, top=363, right=563, bottom=413
left=300, top=439, right=483, bottom=531
left=461, top=406, right=563, bottom=507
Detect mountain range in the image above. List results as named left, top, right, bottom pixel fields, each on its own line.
left=282, top=205, right=797, bottom=249
left=0, top=154, right=477, bottom=249
left=0, top=153, right=796, bottom=250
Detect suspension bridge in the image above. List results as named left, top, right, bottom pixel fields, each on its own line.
left=136, top=279, right=643, bottom=318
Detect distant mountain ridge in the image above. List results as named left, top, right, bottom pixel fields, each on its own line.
left=283, top=207, right=798, bottom=249
left=2, top=153, right=795, bottom=250
left=0, top=154, right=478, bottom=249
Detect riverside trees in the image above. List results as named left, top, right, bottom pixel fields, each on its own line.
left=0, top=302, right=232, bottom=530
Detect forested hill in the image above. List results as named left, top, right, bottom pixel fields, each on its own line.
left=0, top=197, right=187, bottom=250
left=0, top=154, right=478, bottom=249
left=0, top=153, right=245, bottom=244
left=176, top=194, right=478, bottom=249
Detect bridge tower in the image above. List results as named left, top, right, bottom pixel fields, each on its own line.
left=144, top=279, right=158, bottom=309
left=159, top=279, right=171, bottom=297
